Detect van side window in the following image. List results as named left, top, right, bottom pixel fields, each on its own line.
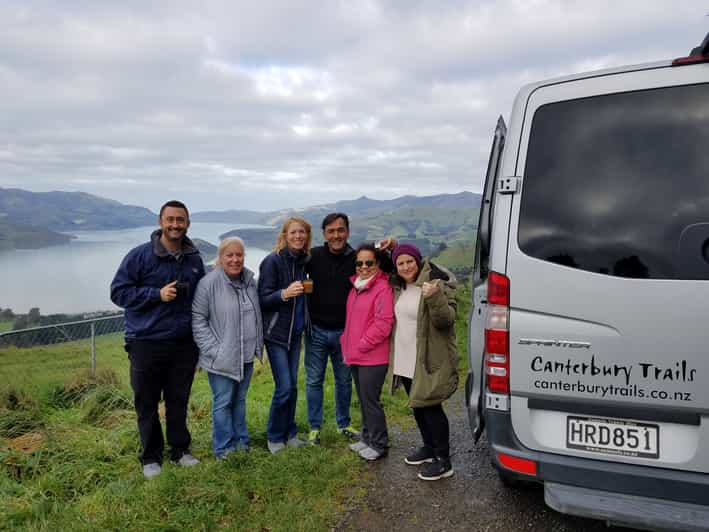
left=518, top=83, right=709, bottom=280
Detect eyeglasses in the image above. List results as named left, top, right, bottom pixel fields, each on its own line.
left=355, top=260, right=375, bottom=267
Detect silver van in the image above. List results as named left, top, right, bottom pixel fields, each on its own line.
left=466, top=34, right=709, bottom=531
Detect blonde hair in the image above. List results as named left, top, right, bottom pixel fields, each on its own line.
left=216, top=236, right=245, bottom=267
left=273, top=216, right=312, bottom=254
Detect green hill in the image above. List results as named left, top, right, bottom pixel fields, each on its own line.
left=215, top=192, right=481, bottom=261
left=430, top=240, right=476, bottom=278
left=0, top=221, right=74, bottom=251
left=0, top=187, right=156, bottom=232
left=194, top=191, right=480, bottom=227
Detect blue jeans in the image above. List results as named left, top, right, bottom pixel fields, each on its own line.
left=305, top=324, right=352, bottom=430
left=266, top=337, right=302, bottom=443
left=207, top=363, right=254, bottom=457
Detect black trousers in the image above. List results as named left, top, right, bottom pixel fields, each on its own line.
left=351, top=364, right=389, bottom=453
left=401, top=377, right=450, bottom=459
left=126, top=339, right=198, bottom=464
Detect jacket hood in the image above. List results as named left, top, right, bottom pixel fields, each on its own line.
left=151, top=229, right=199, bottom=257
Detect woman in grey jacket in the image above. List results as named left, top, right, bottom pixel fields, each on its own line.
left=192, top=237, right=263, bottom=459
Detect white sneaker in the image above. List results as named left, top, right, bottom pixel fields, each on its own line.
left=176, top=453, right=200, bottom=467
left=143, top=462, right=161, bottom=479
left=286, top=436, right=305, bottom=448
left=349, top=441, right=369, bottom=453
left=215, top=449, right=234, bottom=461
left=268, top=440, right=286, bottom=454
left=359, top=446, right=384, bottom=461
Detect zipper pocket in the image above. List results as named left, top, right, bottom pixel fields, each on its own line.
left=266, top=313, right=278, bottom=336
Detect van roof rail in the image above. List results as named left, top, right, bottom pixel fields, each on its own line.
left=672, top=32, right=709, bottom=66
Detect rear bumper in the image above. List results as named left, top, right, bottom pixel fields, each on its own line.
left=545, top=482, right=709, bottom=532
left=486, top=410, right=709, bottom=529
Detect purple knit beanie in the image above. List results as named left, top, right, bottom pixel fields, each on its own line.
left=392, top=243, right=422, bottom=268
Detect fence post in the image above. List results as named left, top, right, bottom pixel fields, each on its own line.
left=90, top=322, right=96, bottom=377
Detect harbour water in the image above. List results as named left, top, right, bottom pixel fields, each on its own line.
left=0, top=223, right=270, bottom=314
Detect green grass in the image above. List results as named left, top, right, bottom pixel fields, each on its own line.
left=0, top=340, right=367, bottom=531
left=0, top=290, right=472, bottom=531
left=455, top=281, right=471, bottom=373
left=0, top=320, right=13, bottom=333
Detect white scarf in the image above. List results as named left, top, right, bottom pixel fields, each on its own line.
left=354, top=275, right=374, bottom=290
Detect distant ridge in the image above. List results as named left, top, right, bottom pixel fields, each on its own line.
left=191, top=191, right=481, bottom=225
left=331, top=191, right=478, bottom=214
left=0, top=187, right=156, bottom=231
left=0, top=187, right=481, bottom=268
left=214, top=191, right=482, bottom=262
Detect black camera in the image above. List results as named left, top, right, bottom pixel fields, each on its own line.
left=174, top=281, right=191, bottom=300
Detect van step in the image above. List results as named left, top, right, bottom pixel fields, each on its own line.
left=545, top=482, right=709, bottom=531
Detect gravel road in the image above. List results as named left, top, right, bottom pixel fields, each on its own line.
left=336, top=390, right=634, bottom=532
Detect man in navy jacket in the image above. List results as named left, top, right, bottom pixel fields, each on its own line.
left=111, top=200, right=205, bottom=479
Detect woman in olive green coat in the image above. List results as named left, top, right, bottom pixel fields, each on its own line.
left=390, top=243, right=458, bottom=481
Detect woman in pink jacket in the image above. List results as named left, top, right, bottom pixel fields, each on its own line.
left=340, top=243, right=394, bottom=461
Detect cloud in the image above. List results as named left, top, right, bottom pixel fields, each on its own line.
left=0, top=0, right=706, bottom=211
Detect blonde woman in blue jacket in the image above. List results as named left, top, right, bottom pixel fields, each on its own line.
left=192, top=237, right=263, bottom=459
left=258, top=216, right=312, bottom=454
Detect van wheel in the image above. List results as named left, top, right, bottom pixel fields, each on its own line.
left=497, top=470, right=532, bottom=489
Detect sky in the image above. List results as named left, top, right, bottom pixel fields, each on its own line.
left=0, top=1, right=706, bottom=213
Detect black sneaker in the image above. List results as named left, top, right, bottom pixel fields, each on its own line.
left=418, top=457, right=454, bottom=481
left=404, top=446, right=435, bottom=465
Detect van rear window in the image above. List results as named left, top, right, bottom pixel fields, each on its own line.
left=519, top=83, right=709, bottom=280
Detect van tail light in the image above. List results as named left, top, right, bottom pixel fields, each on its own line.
left=487, top=271, right=509, bottom=305
left=671, top=54, right=709, bottom=66
left=497, top=452, right=537, bottom=476
left=485, top=272, right=510, bottom=395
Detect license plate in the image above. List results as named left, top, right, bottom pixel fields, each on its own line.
left=566, top=416, right=659, bottom=459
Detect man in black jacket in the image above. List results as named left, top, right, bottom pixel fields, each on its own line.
left=305, top=213, right=394, bottom=445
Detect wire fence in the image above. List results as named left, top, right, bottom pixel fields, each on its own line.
left=0, top=315, right=125, bottom=375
